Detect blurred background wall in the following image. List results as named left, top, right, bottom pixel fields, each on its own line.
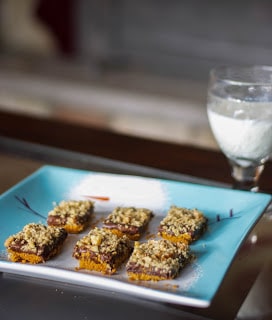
left=74, top=0, right=272, bottom=80
left=28, top=0, right=272, bottom=79
left=0, top=0, right=272, bottom=149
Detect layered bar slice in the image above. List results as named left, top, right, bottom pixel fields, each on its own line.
left=126, top=239, right=190, bottom=281
left=73, top=227, right=133, bottom=275
left=103, top=206, right=153, bottom=240
left=47, top=200, right=94, bottom=233
left=158, top=206, right=208, bottom=244
left=4, top=223, right=68, bottom=264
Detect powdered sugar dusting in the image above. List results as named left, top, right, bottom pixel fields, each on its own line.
left=67, top=173, right=168, bottom=212
left=178, top=262, right=203, bottom=291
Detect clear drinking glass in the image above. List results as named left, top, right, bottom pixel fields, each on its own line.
left=207, top=65, right=272, bottom=191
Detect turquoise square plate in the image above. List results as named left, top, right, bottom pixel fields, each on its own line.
left=0, top=165, right=271, bottom=308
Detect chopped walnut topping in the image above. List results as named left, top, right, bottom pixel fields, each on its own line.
left=103, top=206, right=154, bottom=240
left=159, top=206, right=207, bottom=237
left=126, top=239, right=191, bottom=280
left=127, top=239, right=189, bottom=271
left=104, top=207, right=153, bottom=227
left=4, top=223, right=67, bottom=255
left=73, top=227, right=133, bottom=274
left=47, top=200, right=94, bottom=233
left=74, top=227, right=131, bottom=257
left=48, top=200, right=93, bottom=222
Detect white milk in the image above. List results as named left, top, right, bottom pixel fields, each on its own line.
left=207, top=97, right=272, bottom=164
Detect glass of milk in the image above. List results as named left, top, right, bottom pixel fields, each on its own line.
left=207, top=65, right=272, bottom=191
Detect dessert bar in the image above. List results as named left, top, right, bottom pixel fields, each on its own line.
left=4, top=223, right=68, bottom=264
left=126, top=239, right=190, bottom=281
left=103, top=206, right=153, bottom=240
left=47, top=200, right=94, bottom=233
left=73, top=227, right=133, bottom=274
left=158, top=205, right=208, bottom=244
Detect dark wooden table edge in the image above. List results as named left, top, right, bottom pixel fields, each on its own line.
left=0, top=110, right=271, bottom=193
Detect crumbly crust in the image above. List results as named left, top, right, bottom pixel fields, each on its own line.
left=158, top=206, right=208, bottom=243
left=103, top=206, right=153, bottom=240
left=47, top=200, right=94, bottom=233
left=73, top=227, right=133, bottom=274
left=126, top=239, right=190, bottom=281
left=4, top=223, right=67, bottom=263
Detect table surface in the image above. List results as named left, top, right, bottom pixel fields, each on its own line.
left=0, top=109, right=272, bottom=320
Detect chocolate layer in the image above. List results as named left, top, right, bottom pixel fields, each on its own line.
left=103, top=221, right=141, bottom=235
